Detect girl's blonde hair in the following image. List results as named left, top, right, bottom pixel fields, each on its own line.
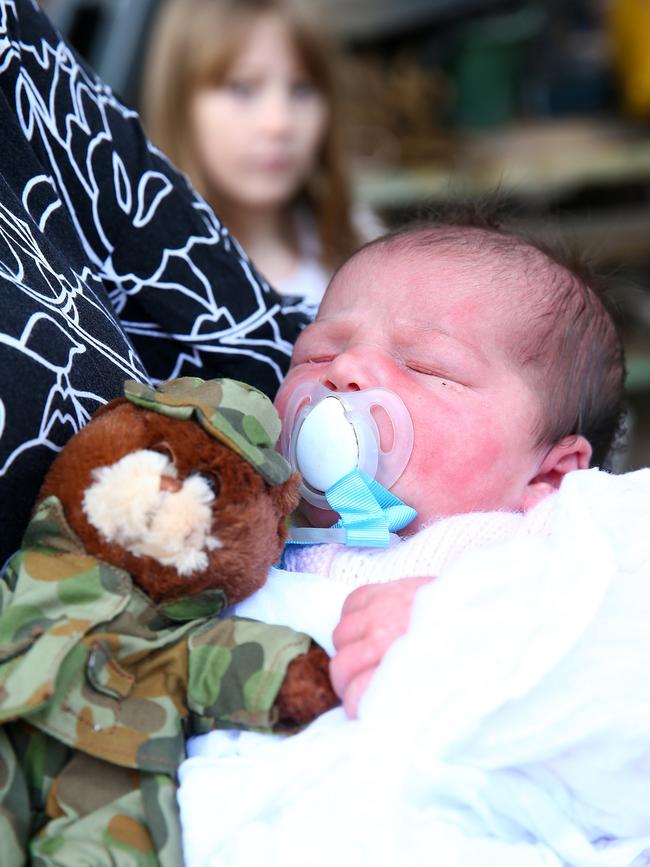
left=140, top=0, right=362, bottom=268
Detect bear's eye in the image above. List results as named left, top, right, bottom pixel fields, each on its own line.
left=151, top=441, right=177, bottom=466
left=201, top=472, right=221, bottom=498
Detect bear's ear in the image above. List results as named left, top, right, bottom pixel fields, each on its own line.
left=91, top=396, right=128, bottom=420
left=269, top=472, right=301, bottom=516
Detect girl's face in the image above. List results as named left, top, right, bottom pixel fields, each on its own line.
left=189, top=14, right=328, bottom=212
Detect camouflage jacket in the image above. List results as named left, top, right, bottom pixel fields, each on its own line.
left=0, top=497, right=312, bottom=866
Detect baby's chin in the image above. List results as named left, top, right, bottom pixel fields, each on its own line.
left=396, top=516, right=423, bottom=537
left=298, top=500, right=423, bottom=537
left=297, top=500, right=340, bottom=529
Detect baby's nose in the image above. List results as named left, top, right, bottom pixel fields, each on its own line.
left=319, top=351, right=372, bottom=392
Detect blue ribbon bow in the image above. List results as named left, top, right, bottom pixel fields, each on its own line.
left=286, top=468, right=417, bottom=548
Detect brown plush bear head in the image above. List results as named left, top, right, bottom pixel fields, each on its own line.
left=37, top=378, right=300, bottom=605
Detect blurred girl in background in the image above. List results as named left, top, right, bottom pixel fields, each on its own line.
left=141, top=0, right=380, bottom=312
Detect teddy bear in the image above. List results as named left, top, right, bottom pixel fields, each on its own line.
left=0, top=377, right=337, bottom=867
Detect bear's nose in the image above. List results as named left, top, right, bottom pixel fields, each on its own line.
left=159, top=475, right=183, bottom=494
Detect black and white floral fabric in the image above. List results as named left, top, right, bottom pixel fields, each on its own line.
left=0, top=0, right=306, bottom=563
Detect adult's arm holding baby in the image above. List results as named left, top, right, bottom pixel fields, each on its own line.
left=331, top=577, right=434, bottom=718
left=0, top=0, right=308, bottom=567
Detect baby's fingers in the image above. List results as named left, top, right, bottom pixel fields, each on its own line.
left=332, top=606, right=368, bottom=650
left=338, top=583, right=384, bottom=617
left=341, top=668, right=376, bottom=719
left=329, top=639, right=382, bottom=702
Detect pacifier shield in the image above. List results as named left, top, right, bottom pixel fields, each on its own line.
left=281, top=381, right=414, bottom=510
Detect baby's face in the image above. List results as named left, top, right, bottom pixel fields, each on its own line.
left=275, top=245, right=546, bottom=530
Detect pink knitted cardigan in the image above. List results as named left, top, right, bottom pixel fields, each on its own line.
left=283, top=496, right=555, bottom=589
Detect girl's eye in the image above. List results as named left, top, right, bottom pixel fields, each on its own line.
left=291, top=80, right=317, bottom=99
left=225, top=80, right=256, bottom=98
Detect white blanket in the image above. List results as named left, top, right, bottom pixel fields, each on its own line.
left=178, top=468, right=650, bottom=867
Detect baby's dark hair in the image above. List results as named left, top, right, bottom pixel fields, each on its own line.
left=367, top=201, right=627, bottom=469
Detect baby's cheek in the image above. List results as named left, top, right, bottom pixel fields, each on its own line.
left=469, top=432, right=509, bottom=473
left=460, top=434, right=527, bottom=508
left=274, top=369, right=312, bottom=422
left=274, top=387, right=290, bottom=423
left=410, top=430, right=515, bottom=513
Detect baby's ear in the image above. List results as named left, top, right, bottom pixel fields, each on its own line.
left=521, top=435, right=592, bottom=511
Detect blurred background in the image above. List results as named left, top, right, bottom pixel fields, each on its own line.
left=38, top=0, right=650, bottom=470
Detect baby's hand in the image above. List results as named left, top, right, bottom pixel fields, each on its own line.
left=330, top=577, right=434, bottom=718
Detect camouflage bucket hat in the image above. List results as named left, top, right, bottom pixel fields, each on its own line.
left=123, top=377, right=292, bottom=486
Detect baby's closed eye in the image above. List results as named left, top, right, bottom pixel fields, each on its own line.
left=405, top=361, right=468, bottom=390
left=300, top=355, right=334, bottom=366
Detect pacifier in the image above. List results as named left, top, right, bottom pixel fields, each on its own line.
left=279, top=381, right=414, bottom=509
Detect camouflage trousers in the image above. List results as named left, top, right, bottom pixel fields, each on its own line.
left=0, top=724, right=183, bottom=866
